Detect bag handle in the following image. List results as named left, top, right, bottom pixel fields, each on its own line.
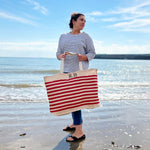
left=60, top=52, right=83, bottom=73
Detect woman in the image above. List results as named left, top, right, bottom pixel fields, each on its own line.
left=56, top=12, right=96, bottom=142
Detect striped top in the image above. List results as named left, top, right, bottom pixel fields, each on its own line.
left=56, top=32, right=96, bottom=72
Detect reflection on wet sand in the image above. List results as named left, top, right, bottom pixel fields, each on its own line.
left=53, top=134, right=85, bottom=150
left=1, top=101, right=150, bottom=150
left=69, top=139, right=85, bottom=150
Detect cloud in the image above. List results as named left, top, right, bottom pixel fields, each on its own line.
left=0, top=40, right=149, bottom=58
left=87, top=11, right=103, bottom=16
left=110, top=19, right=150, bottom=32
left=87, top=1, right=150, bottom=32
left=0, top=11, right=37, bottom=26
left=0, top=41, right=57, bottom=58
left=101, top=18, right=118, bottom=22
left=26, top=0, right=48, bottom=15
left=106, top=2, right=150, bottom=32
left=112, top=2, right=150, bottom=16
left=86, top=11, right=103, bottom=22
left=93, top=40, right=150, bottom=54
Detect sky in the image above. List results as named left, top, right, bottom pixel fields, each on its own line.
left=0, top=0, right=150, bottom=58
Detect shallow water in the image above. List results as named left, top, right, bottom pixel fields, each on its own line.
left=0, top=57, right=150, bottom=102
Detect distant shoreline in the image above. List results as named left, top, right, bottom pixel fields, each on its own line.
left=94, top=54, right=150, bottom=60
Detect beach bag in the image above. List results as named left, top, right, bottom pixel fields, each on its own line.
left=44, top=53, right=100, bottom=116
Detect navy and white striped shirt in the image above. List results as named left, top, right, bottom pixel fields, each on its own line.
left=56, top=32, right=96, bottom=72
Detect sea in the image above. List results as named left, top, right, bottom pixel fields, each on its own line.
left=0, top=57, right=150, bottom=103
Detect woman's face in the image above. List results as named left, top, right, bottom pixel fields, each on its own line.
left=73, top=15, right=86, bottom=30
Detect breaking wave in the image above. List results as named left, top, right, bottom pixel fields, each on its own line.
left=0, top=69, right=59, bottom=74
left=99, top=82, right=150, bottom=87
left=0, top=83, right=44, bottom=88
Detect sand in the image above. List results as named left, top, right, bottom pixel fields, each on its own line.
left=0, top=100, right=150, bottom=150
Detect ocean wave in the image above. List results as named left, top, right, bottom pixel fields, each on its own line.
left=97, top=70, right=111, bottom=75
left=99, top=82, right=150, bottom=87
left=0, top=70, right=60, bottom=74
left=0, top=99, right=48, bottom=103
left=0, top=97, right=150, bottom=103
left=1, top=81, right=150, bottom=88
left=0, top=83, right=44, bottom=88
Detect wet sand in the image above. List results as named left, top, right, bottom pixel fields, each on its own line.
left=0, top=100, right=150, bottom=150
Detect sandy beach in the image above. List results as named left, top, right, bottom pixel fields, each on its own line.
left=0, top=100, right=150, bottom=150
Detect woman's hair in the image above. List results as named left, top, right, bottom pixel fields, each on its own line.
left=69, top=12, right=84, bottom=29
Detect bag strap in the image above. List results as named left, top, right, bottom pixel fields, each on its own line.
left=60, top=52, right=83, bottom=73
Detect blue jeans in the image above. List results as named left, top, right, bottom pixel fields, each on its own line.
left=72, top=110, right=83, bottom=125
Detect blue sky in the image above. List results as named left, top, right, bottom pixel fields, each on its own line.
left=0, top=0, right=150, bottom=58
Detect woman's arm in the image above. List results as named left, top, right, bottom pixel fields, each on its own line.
left=85, top=33, right=96, bottom=61
left=56, top=34, right=65, bottom=60
left=57, top=53, right=66, bottom=60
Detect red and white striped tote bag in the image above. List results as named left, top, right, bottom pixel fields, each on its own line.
left=44, top=55, right=100, bottom=116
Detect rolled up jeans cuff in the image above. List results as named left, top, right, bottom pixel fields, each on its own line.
left=72, top=110, right=83, bottom=125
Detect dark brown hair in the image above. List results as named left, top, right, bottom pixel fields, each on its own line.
left=69, top=12, right=84, bottom=29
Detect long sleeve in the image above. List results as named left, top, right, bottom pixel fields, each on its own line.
left=85, top=33, right=96, bottom=61
left=56, top=35, right=63, bottom=56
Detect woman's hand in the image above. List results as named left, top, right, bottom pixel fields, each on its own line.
left=77, top=54, right=88, bottom=61
left=57, top=54, right=66, bottom=60
left=57, top=53, right=88, bottom=61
